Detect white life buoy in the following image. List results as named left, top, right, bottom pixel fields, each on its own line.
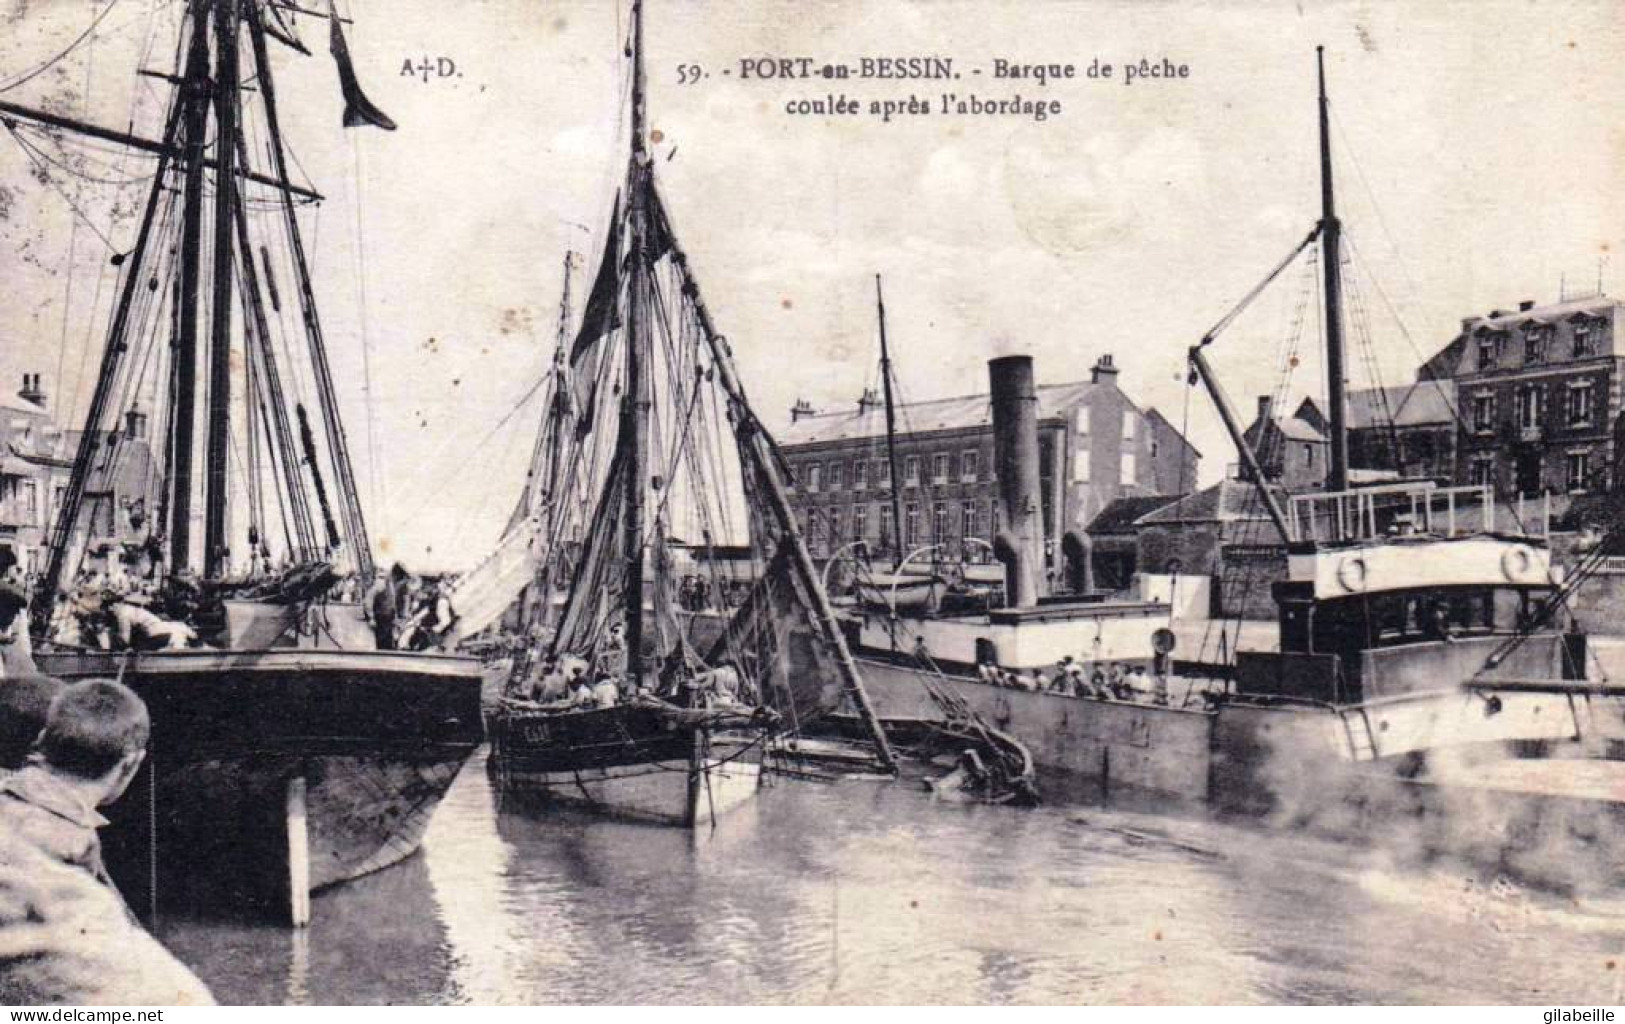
left=1501, top=546, right=1534, bottom=581
left=1336, top=556, right=1368, bottom=593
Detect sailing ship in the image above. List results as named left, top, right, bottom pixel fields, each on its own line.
left=484, top=0, right=896, bottom=827
left=2, top=1, right=482, bottom=924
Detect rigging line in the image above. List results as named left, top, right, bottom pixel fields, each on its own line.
left=1329, top=101, right=1426, bottom=318
left=1199, top=227, right=1322, bottom=348
left=347, top=134, right=385, bottom=539
left=0, top=0, right=126, bottom=94
left=3, top=129, right=123, bottom=250
left=6, top=126, right=157, bottom=187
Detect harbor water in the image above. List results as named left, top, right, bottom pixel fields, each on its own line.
left=156, top=749, right=1625, bottom=1005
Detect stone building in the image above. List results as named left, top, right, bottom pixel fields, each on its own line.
left=777, top=355, right=1199, bottom=585
left=0, top=373, right=158, bottom=580
left=1423, top=295, right=1624, bottom=499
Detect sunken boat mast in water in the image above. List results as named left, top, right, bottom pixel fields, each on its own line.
left=484, top=0, right=896, bottom=826
left=1, top=0, right=482, bottom=925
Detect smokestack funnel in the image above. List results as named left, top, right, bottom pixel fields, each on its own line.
left=989, top=355, right=1043, bottom=609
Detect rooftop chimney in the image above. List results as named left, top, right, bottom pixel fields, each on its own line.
left=1518, top=300, right=1536, bottom=312
left=790, top=398, right=816, bottom=423
left=989, top=355, right=1044, bottom=608
left=1256, top=394, right=1274, bottom=424
left=125, top=406, right=148, bottom=440
left=1089, top=354, right=1120, bottom=384
left=18, top=373, right=45, bottom=409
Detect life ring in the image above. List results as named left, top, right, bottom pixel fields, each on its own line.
left=1501, top=546, right=1534, bottom=581
left=1336, top=556, right=1368, bottom=593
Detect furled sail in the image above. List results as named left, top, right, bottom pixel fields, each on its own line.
left=328, top=1, right=396, bottom=131
left=568, top=191, right=624, bottom=431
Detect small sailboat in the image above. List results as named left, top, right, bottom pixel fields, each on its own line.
left=484, top=0, right=895, bottom=827
left=3, top=1, right=482, bottom=924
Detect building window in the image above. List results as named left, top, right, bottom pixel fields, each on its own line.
left=806, top=509, right=824, bottom=553
left=828, top=462, right=843, bottom=489
left=1122, top=410, right=1136, bottom=439
left=904, top=502, right=920, bottom=547
left=931, top=453, right=949, bottom=483
left=1151, top=440, right=1159, bottom=459
left=852, top=504, right=868, bottom=542
left=20, top=479, right=38, bottom=522
left=1515, top=385, right=1544, bottom=431
left=961, top=450, right=978, bottom=482
left=1477, top=334, right=1499, bottom=370
left=1568, top=380, right=1595, bottom=427
left=1303, top=443, right=1315, bottom=467
left=1472, top=393, right=1495, bottom=433
left=1573, top=321, right=1595, bottom=358
left=878, top=459, right=892, bottom=487
left=1567, top=451, right=1591, bottom=493
left=1470, top=457, right=1494, bottom=488
left=827, top=506, right=844, bottom=547
left=1120, top=451, right=1137, bottom=485
left=878, top=505, right=893, bottom=548
left=852, top=460, right=868, bottom=489
left=1071, top=450, right=1090, bottom=484
left=990, top=501, right=1001, bottom=536
left=806, top=463, right=822, bottom=492
left=1074, top=406, right=1089, bottom=435
left=932, top=501, right=949, bottom=542
left=961, top=500, right=977, bottom=541
left=904, top=456, right=919, bottom=487
left=1524, top=327, right=1548, bottom=365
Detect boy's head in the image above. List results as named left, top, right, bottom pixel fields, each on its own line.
left=37, top=679, right=151, bottom=805
left=0, top=675, right=66, bottom=771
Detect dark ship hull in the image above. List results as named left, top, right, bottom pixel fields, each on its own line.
left=487, top=700, right=765, bottom=827
left=35, top=647, right=484, bottom=923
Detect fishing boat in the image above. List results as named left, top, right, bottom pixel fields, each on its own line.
left=483, top=0, right=896, bottom=827
left=3, top=1, right=482, bottom=924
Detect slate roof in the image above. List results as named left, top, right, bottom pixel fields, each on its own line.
left=779, top=380, right=1103, bottom=447
left=1132, top=478, right=1282, bottom=527
left=1086, top=495, right=1185, bottom=536
left=1347, top=381, right=1457, bottom=430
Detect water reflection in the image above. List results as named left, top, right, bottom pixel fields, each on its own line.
left=163, top=749, right=1625, bottom=1004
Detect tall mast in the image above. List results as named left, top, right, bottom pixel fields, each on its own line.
left=171, top=0, right=212, bottom=571
left=875, top=275, right=905, bottom=569
left=620, top=0, right=651, bottom=683
left=30, top=31, right=193, bottom=632
left=248, top=14, right=375, bottom=579
left=204, top=0, right=242, bottom=578
left=541, top=253, right=575, bottom=519
left=1317, top=46, right=1350, bottom=492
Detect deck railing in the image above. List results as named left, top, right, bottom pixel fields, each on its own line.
left=1285, top=483, right=1542, bottom=544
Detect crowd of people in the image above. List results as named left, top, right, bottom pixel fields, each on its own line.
left=0, top=674, right=214, bottom=1003
left=366, top=563, right=458, bottom=652
left=674, top=575, right=755, bottom=612
left=505, top=622, right=759, bottom=713
left=972, top=655, right=1172, bottom=705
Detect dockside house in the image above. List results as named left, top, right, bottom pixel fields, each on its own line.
left=778, top=355, right=1199, bottom=588
left=1431, top=295, right=1625, bottom=500
left=0, top=373, right=158, bottom=579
